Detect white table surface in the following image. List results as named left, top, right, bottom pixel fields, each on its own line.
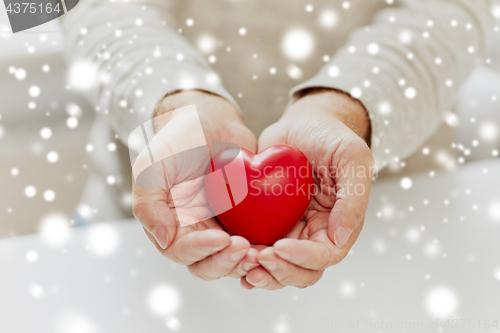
left=1, top=159, right=500, bottom=333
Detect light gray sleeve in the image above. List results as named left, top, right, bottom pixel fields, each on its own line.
left=61, top=0, right=238, bottom=145
left=290, top=0, right=497, bottom=169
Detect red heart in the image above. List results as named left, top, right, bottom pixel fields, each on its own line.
left=204, top=145, right=314, bottom=245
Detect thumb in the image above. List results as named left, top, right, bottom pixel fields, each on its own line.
left=328, top=146, right=374, bottom=249
left=257, top=123, right=288, bottom=153
left=132, top=176, right=178, bottom=250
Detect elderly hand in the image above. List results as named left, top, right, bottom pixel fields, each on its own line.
left=241, top=88, right=375, bottom=290
left=132, top=90, right=261, bottom=281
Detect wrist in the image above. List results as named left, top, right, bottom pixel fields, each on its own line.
left=153, top=89, right=242, bottom=133
left=286, top=88, right=372, bottom=146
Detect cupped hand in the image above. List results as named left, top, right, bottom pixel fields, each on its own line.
left=241, top=88, right=375, bottom=290
left=132, top=90, right=261, bottom=280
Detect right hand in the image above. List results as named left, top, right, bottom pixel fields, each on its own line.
left=132, top=90, right=260, bottom=280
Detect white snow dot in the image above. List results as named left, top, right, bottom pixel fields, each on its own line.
left=196, top=34, right=216, bottom=54
left=165, top=316, right=182, bottom=331
left=328, top=66, right=340, bottom=78
left=488, top=201, right=500, bottom=221
left=86, top=224, right=120, bottom=256
left=374, top=239, right=386, bottom=253
left=25, top=186, right=37, bottom=198
left=406, top=227, right=421, bottom=243
left=11, top=168, right=19, bottom=176
left=42, top=64, right=50, bottom=73
left=492, top=4, right=500, bottom=19
left=29, top=86, right=41, bottom=97
left=135, top=19, right=143, bottom=26
left=479, top=122, right=498, bottom=142
left=238, top=27, right=247, bottom=36
left=424, top=240, right=441, bottom=257
left=405, top=87, right=417, bottom=99
left=43, top=190, right=55, bottom=202
left=15, top=68, right=27, bottom=80
left=286, top=65, right=303, bottom=80
left=400, top=177, right=413, bottom=189
left=281, top=28, right=315, bottom=61
left=40, top=214, right=71, bottom=247
left=319, top=9, right=338, bottom=29
left=367, top=43, right=380, bottom=55
left=340, top=281, right=356, bottom=297
left=66, top=117, right=78, bottom=129
left=425, top=286, right=459, bottom=318
left=106, top=176, right=116, bottom=185
left=47, top=151, right=59, bottom=163
left=176, top=53, right=184, bottom=61
left=86, top=144, right=94, bottom=152
left=398, top=29, right=413, bottom=44
left=148, top=285, right=181, bottom=317
left=40, top=127, right=52, bottom=140
left=468, top=46, right=475, bottom=53
left=66, top=103, right=82, bottom=117
left=186, top=18, right=194, bottom=26
left=342, top=1, right=351, bottom=9
left=305, top=4, right=313, bottom=12
left=350, top=87, right=362, bottom=98
left=208, top=55, right=216, bottom=63
left=269, top=67, right=277, bottom=75
left=80, top=27, right=88, bottom=35
left=29, top=284, right=45, bottom=299
left=107, top=142, right=117, bottom=152
left=26, top=250, right=38, bottom=263
left=494, top=267, right=500, bottom=281
left=115, top=29, right=122, bottom=37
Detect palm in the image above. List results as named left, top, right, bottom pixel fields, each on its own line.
left=242, top=111, right=372, bottom=289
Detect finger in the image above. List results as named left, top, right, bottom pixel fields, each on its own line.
left=258, top=247, right=323, bottom=288
left=329, top=143, right=374, bottom=249
left=245, top=267, right=284, bottom=290
left=132, top=180, right=177, bottom=249
left=167, top=229, right=231, bottom=265
left=273, top=236, right=334, bottom=270
left=240, top=277, right=255, bottom=290
left=226, top=247, right=261, bottom=278
left=187, top=236, right=250, bottom=280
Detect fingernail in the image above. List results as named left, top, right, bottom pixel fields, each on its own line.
left=334, top=226, right=352, bottom=249
left=252, top=279, right=268, bottom=288
left=151, top=227, right=169, bottom=249
left=259, top=260, right=277, bottom=271
left=230, top=249, right=248, bottom=261
left=243, top=263, right=259, bottom=271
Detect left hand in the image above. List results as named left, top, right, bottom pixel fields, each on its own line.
left=241, top=88, right=375, bottom=290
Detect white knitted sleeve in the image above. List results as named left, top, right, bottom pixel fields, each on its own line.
left=61, top=0, right=238, bottom=145
left=290, top=0, right=496, bottom=169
